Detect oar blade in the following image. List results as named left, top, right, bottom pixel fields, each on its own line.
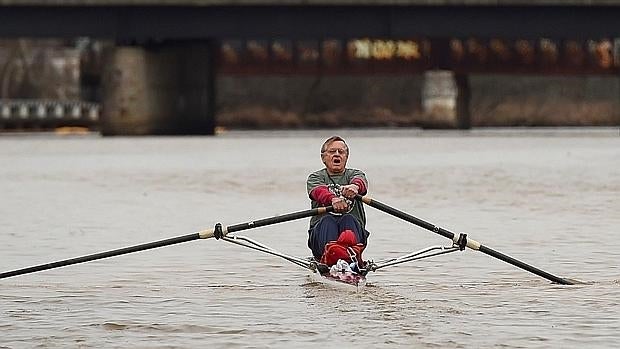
left=478, top=245, right=574, bottom=285
left=0, top=232, right=201, bottom=279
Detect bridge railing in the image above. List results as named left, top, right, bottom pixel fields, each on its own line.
left=219, top=37, right=620, bottom=75
left=0, top=100, right=100, bottom=130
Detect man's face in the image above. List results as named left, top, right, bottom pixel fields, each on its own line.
left=322, top=140, right=348, bottom=174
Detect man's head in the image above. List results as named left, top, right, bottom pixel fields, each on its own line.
left=321, top=136, right=349, bottom=174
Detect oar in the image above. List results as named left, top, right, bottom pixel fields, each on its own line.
left=0, top=206, right=332, bottom=279
left=357, top=195, right=575, bottom=285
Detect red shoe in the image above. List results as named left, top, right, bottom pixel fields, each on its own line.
left=338, top=229, right=357, bottom=246
left=320, top=229, right=365, bottom=267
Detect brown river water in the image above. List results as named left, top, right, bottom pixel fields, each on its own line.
left=1, top=128, right=619, bottom=348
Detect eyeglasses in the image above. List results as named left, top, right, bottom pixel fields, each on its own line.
left=323, top=148, right=347, bottom=155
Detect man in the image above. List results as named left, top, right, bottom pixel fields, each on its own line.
left=307, top=136, right=369, bottom=266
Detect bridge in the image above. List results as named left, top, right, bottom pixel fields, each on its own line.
left=0, top=100, right=99, bottom=130
left=2, top=1, right=620, bottom=134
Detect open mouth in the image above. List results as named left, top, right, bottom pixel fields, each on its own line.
left=333, top=157, right=342, bottom=164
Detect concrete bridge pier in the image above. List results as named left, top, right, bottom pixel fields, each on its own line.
left=100, top=40, right=216, bottom=135
left=455, top=73, right=471, bottom=130
left=421, top=70, right=472, bottom=129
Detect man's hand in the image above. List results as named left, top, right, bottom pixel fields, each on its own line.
left=331, top=196, right=349, bottom=213
left=340, top=184, right=359, bottom=200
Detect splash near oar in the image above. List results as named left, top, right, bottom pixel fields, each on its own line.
left=356, top=195, right=576, bottom=285
left=0, top=207, right=332, bottom=280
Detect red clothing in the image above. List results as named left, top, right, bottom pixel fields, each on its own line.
left=309, top=177, right=367, bottom=205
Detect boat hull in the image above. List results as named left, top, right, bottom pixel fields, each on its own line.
left=308, top=270, right=367, bottom=290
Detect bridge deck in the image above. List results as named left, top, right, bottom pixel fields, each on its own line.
left=3, top=4, right=620, bottom=39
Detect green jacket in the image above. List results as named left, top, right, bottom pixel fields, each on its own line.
left=306, top=167, right=368, bottom=230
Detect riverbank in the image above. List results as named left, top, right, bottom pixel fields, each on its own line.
left=217, top=75, right=620, bottom=129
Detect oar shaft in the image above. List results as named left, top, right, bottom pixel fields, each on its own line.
left=359, top=196, right=455, bottom=241
left=227, top=207, right=333, bottom=234
left=0, top=233, right=200, bottom=279
left=477, top=245, right=572, bottom=285
left=1, top=206, right=332, bottom=280
left=358, top=195, right=574, bottom=285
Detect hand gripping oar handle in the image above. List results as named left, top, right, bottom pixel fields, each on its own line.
left=356, top=195, right=574, bottom=285
left=1, top=206, right=333, bottom=280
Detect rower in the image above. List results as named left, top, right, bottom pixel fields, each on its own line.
left=306, top=135, right=369, bottom=268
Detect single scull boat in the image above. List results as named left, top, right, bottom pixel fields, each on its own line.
left=0, top=196, right=577, bottom=286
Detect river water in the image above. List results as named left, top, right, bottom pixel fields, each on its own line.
left=1, top=128, right=619, bottom=348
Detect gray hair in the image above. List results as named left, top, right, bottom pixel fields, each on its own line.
left=320, top=135, right=349, bottom=155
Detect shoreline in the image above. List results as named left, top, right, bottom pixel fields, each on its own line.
left=0, top=126, right=618, bottom=138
